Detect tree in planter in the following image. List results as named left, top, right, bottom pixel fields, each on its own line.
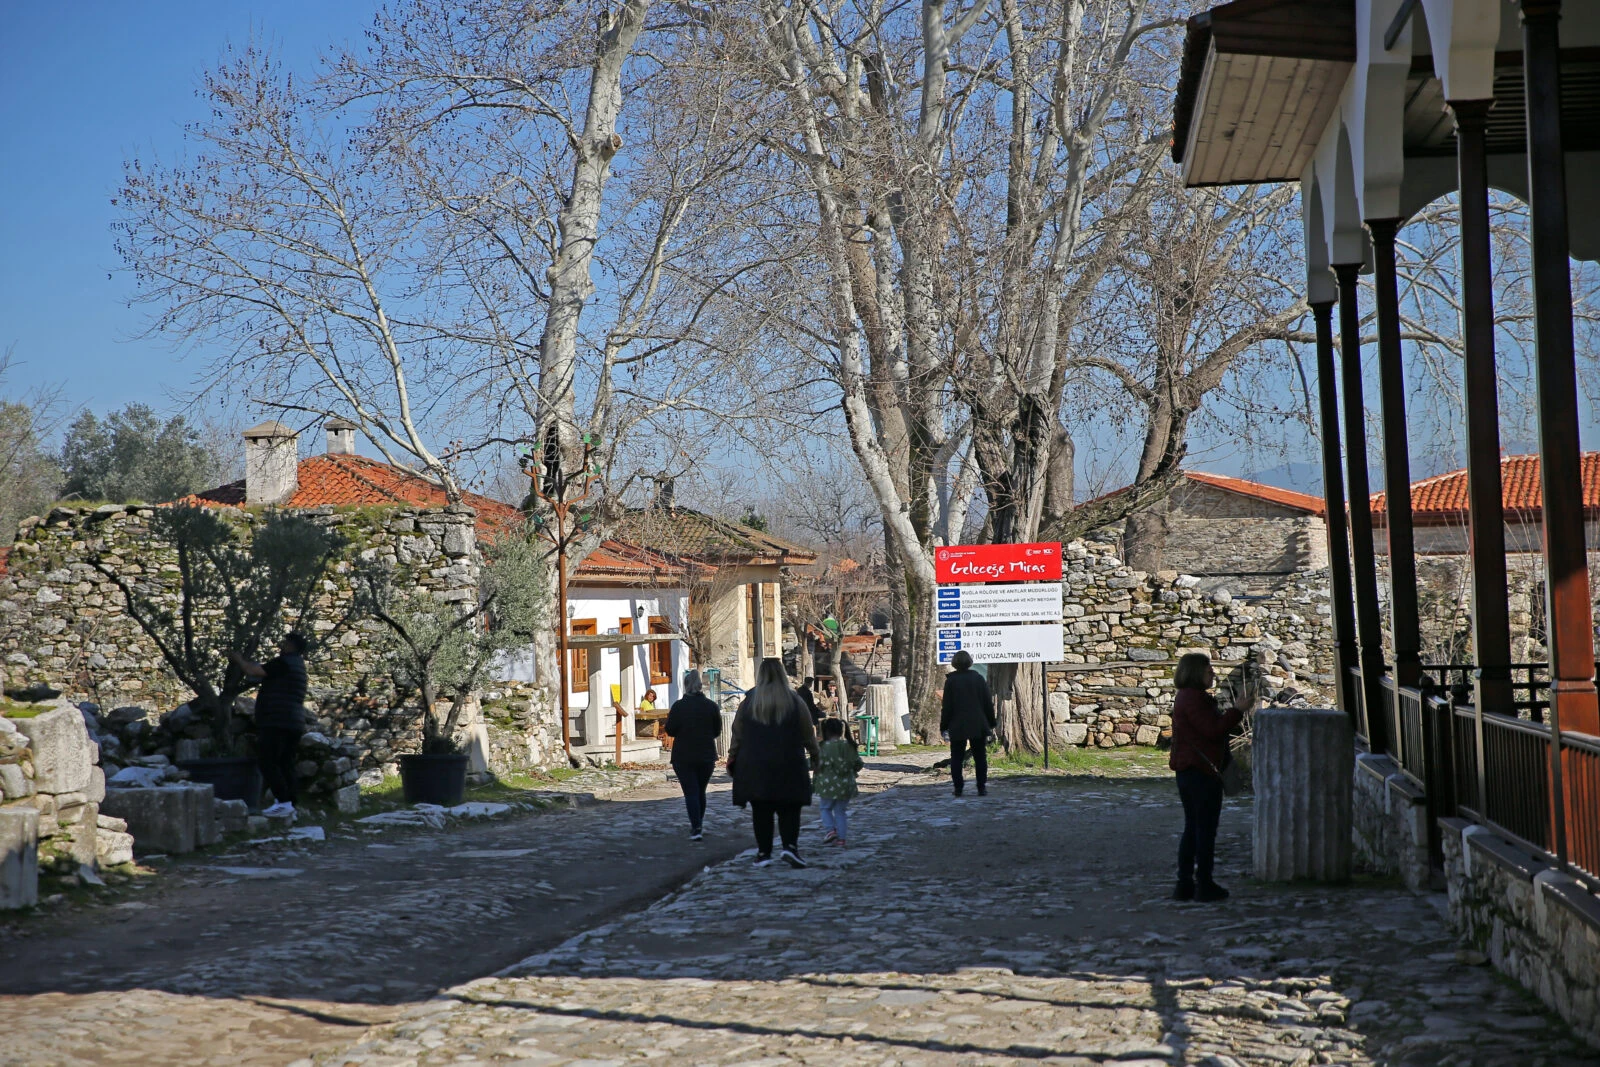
left=355, top=537, right=546, bottom=755
left=93, top=505, right=346, bottom=753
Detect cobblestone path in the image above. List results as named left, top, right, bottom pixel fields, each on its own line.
left=319, top=770, right=1594, bottom=1067
left=0, top=756, right=936, bottom=1067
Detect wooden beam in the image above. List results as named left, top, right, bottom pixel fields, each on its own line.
left=1367, top=217, right=1423, bottom=690
left=1383, top=0, right=1419, bottom=53
left=1449, top=98, right=1515, bottom=725
left=1313, top=299, right=1360, bottom=722
left=1335, top=261, right=1392, bottom=755
left=1521, top=0, right=1600, bottom=746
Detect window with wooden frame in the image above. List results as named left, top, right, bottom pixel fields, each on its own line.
left=569, top=619, right=597, bottom=684
left=648, top=616, right=672, bottom=685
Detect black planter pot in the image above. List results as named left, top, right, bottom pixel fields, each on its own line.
left=399, top=753, right=469, bottom=806
left=177, top=756, right=262, bottom=808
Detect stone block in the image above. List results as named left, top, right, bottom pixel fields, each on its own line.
left=96, top=813, right=127, bottom=833
left=1253, top=708, right=1351, bottom=882
left=13, top=704, right=92, bottom=794
left=1048, top=692, right=1071, bottom=723
left=0, top=807, right=38, bottom=909
left=96, top=829, right=134, bottom=867
left=0, top=763, right=32, bottom=798
left=1134, top=724, right=1160, bottom=746
left=335, top=783, right=360, bottom=814
left=85, top=765, right=105, bottom=805
left=101, top=783, right=215, bottom=855
left=214, top=798, right=249, bottom=835
left=1061, top=723, right=1089, bottom=746
left=57, top=811, right=98, bottom=867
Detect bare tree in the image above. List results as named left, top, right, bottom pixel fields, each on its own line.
left=0, top=348, right=64, bottom=541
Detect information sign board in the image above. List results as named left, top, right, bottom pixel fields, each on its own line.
left=936, top=582, right=1062, bottom=624
left=934, top=542, right=1062, bottom=584
left=936, top=623, right=1063, bottom=665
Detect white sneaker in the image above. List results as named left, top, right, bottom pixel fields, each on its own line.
left=263, top=801, right=295, bottom=818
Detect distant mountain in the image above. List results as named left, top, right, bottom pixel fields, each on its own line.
left=1241, top=461, right=1324, bottom=496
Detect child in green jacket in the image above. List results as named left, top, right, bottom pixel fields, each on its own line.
left=814, top=718, right=864, bottom=846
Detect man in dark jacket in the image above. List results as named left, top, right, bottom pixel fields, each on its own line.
left=666, top=669, right=724, bottom=841
left=796, top=677, right=822, bottom=725
left=939, top=651, right=995, bottom=797
left=230, top=632, right=309, bottom=818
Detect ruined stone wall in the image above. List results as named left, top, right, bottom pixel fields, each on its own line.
left=1046, top=540, right=1335, bottom=748
left=0, top=503, right=563, bottom=777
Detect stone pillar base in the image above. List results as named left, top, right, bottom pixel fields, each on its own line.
left=1253, top=707, right=1353, bottom=882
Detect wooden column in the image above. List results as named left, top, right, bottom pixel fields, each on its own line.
left=1335, top=262, right=1391, bottom=754
left=1366, top=218, right=1423, bottom=689
left=1521, top=0, right=1600, bottom=740
left=1450, top=98, right=1515, bottom=719
left=1313, top=299, right=1360, bottom=720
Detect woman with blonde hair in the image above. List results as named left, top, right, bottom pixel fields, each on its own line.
left=1168, top=651, right=1255, bottom=902
left=727, top=658, right=820, bottom=868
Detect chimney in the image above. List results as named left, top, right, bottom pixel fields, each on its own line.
left=325, top=416, right=358, bottom=456
left=242, top=421, right=300, bottom=506
left=653, top=472, right=676, bottom=511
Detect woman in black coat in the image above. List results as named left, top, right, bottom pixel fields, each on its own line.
left=939, top=650, right=995, bottom=797
left=665, top=669, right=724, bottom=841
left=727, top=657, right=820, bottom=868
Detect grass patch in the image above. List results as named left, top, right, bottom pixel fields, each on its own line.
left=0, top=700, right=50, bottom=719
left=988, top=743, right=1169, bottom=777
left=356, top=765, right=596, bottom=815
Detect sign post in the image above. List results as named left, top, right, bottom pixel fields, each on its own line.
left=935, top=542, right=1063, bottom=767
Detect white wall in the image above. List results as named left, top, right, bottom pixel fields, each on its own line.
left=565, top=587, right=688, bottom=716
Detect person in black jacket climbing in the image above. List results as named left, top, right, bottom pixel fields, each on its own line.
left=665, top=669, right=723, bottom=841
left=229, top=631, right=310, bottom=818
left=940, top=651, right=996, bottom=797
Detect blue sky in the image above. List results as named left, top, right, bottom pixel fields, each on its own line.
left=0, top=2, right=377, bottom=414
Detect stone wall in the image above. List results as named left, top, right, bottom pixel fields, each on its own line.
left=0, top=503, right=568, bottom=783
left=1346, top=753, right=1600, bottom=1047
left=1374, top=550, right=1600, bottom=666
left=1047, top=540, right=1335, bottom=748
left=1440, top=817, right=1600, bottom=1048
left=1349, top=751, right=1432, bottom=892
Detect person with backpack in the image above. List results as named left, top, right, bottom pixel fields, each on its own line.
left=1168, top=651, right=1256, bottom=902
left=813, top=718, right=863, bottom=847
left=727, top=658, right=820, bottom=868
left=665, top=669, right=723, bottom=841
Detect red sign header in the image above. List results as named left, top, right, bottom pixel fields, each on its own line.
left=935, top=542, right=1062, bottom=584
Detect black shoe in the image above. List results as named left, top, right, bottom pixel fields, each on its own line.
left=1173, top=880, right=1196, bottom=901
left=779, top=848, right=807, bottom=869
left=690, top=828, right=703, bottom=841
left=953, top=787, right=965, bottom=798
left=1196, top=881, right=1230, bottom=902
left=976, top=786, right=987, bottom=796
left=753, top=853, right=773, bottom=868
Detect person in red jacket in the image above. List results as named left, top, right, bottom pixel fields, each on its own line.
left=1168, top=652, right=1255, bottom=902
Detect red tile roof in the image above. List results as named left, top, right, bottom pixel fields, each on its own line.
left=1371, top=453, right=1600, bottom=523
left=579, top=540, right=696, bottom=582
left=180, top=455, right=723, bottom=585
left=182, top=453, right=522, bottom=538
left=1182, top=471, right=1327, bottom=516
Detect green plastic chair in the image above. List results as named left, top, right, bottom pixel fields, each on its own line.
left=853, top=712, right=879, bottom=757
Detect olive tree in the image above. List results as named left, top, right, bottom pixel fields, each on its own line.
left=93, top=506, right=346, bottom=753
left=355, top=536, right=546, bottom=754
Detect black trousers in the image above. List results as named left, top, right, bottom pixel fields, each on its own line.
left=675, top=760, right=714, bottom=830
left=1176, top=767, right=1224, bottom=884
left=950, top=735, right=987, bottom=794
left=750, top=800, right=801, bottom=856
left=257, top=726, right=303, bottom=806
